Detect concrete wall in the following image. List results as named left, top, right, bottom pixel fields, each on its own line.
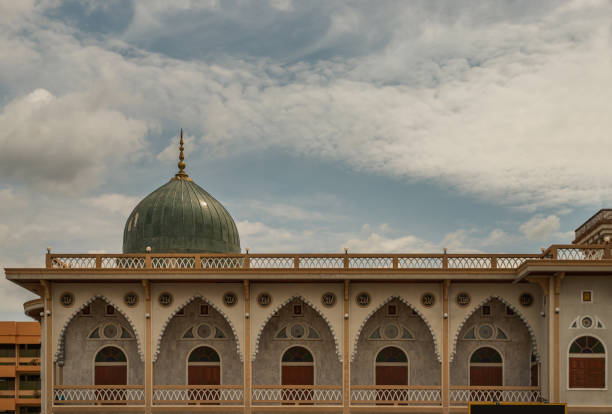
left=252, top=298, right=341, bottom=386
left=351, top=299, right=440, bottom=385
left=62, top=299, right=144, bottom=385
left=154, top=298, right=242, bottom=385
left=560, top=276, right=612, bottom=406
left=451, top=298, right=532, bottom=386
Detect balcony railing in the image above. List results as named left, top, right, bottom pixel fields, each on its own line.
left=252, top=385, right=342, bottom=405
left=53, top=385, right=145, bottom=405
left=153, top=385, right=243, bottom=405
left=351, top=385, right=442, bottom=406
left=449, top=386, right=542, bottom=405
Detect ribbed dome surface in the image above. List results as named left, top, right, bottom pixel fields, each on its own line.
left=122, top=178, right=240, bottom=254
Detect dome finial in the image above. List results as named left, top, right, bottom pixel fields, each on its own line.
left=173, top=128, right=191, bottom=181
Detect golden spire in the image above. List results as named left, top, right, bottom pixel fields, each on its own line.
left=173, top=128, right=192, bottom=181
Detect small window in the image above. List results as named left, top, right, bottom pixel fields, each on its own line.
left=81, top=304, right=91, bottom=316
left=120, top=327, right=132, bottom=339
left=176, top=308, right=185, bottom=316
left=505, top=306, right=515, bottom=316
left=200, top=304, right=209, bottom=316
left=183, top=327, right=194, bottom=339
left=293, top=303, right=303, bottom=316
left=463, top=327, right=476, bottom=340
left=582, top=290, right=593, bottom=303
left=88, top=328, right=100, bottom=339
left=369, top=327, right=382, bottom=339
left=276, top=327, right=288, bottom=339
left=496, top=328, right=508, bottom=340
left=105, top=305, right=115, bottom=316
left=482, top=304, right=491, bottom=316
left=214, top=327, right=226, bottom=339
left=307, top=327, right=320, bottom=339
left=401, top=328, right=413, bottom=339
left=411, top=308, right=419, bottom=317
left=387, top=304, right=398, bottom=316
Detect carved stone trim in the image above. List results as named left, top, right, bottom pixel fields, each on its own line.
left=153, top=295, right=242, bottom=362
left=450, top=295, right=540, bottom=362
left=252, top=295, right=342, bottom=362
left=351, top=296, right=441, bottom=363
left=55, top=295, right=144, bottom=363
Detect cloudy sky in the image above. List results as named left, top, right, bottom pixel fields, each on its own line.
left=1, top=0, right=611, bottom=320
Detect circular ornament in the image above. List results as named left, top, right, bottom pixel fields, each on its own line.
left=103, top=324, right=118, bottom=338
left=356, top=292, right=371, bottom=307
left=60, top=292, right=74, bottom=307
left=257, top=293, right=272, bottom=307
left=223, top=292, right=238, bottom=307
left=158, top=292, right=173, bottom=307
left=456, top=292, right=471, bottom=307
left=421, top=293, right=435, bottom=308
left=321, top=292, right=337, bottom=307
left=519, top=293, right=534, bottom=307
left=581, top=316, right=593, bottom=329
left=197, top=324, right=212, bottom=338
left=291, top=324, right=305, bottom=338
left=478, top=324, right=494, bottom=339
left=124, top=292, right=138, bottom=307
left=384, top=324, right=399, bottom=339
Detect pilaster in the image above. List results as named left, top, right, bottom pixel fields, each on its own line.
left=343, top=280, right=350, bottom=414
left=244, top=280, right=251, bottom=414
left=442, top=280, right=450, bottom=413
left=143, top=280, right=152, bottom=414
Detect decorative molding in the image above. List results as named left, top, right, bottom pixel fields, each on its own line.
left=450, top=295, right=540, bottom=362
left=55, top=295, right=144, bottom=363
left=350, top=296, right=441, bottom=363
left=153, top=295, right=242, bottom=362
left=252, top=295, right=342, bottom=362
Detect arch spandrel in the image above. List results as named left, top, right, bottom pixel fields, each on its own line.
left=351, top=295, right=441, bottom=363
left=450, top=295, right=540, bottom=362
left=249, top=285, right=343, bottom=361
left=150, top=284, right=244, bottom=363
left=54, top=294, right=144, bottom=363
left=252, top=294, right=342, bottom=362
left=154, top=294, right=242, bottom=362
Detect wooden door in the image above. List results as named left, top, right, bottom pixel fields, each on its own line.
left=470, top=366, right=502, bottom=386
left=282, top=365, right=313, bottom=403
left=94, top=366, right=126, bottom=402
left=376, top=365, right=408, bottom=385
left=570, top=357, right=605, bottom=388
left=188, top=366, right=220, bottom=402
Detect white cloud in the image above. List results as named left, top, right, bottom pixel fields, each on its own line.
left=0, top=89, right=149, bottom=192
left=519, top=215, right=561, bottom=240
left=82, top=193, right=141, bottom=216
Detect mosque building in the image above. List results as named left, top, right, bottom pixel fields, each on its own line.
left=5, top=131, right=612, bottom=414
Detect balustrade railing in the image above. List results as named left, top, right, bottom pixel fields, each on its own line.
left=53, top=385, right=145, bottom=405
left=153, top=385, right=243, bottom=405
left=351, top=385, right=442, bottom=405
left=449, top=386, right=542, bottom=405
left=252, top=385, right=342, bottom=405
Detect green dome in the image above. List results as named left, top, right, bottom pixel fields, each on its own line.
left=123, top=178, right=241, bottom=254
left=123, top=130, right=240, bottom=254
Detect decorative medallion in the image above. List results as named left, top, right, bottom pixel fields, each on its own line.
left=581, top=316, right=593, bottom=329
left=60, top=292, right=74, bottom=307
left=478, top=324, right=494, bottom=339
left=421, top=292, right=435, bottom=308
left=223, top=292, right=238, bottom=307
left=257, top=293, right=272, bottom=307
left=356, top=292, right=371, bottom=307
left=159, top=292, right=173, bottom=307
left=322, top=292, right=337, bottom=307
left=124, top=292, right=138, bottom=307
left=519, top=293, right=533, bottom=307
left=456, top=292, right=471, bottom=307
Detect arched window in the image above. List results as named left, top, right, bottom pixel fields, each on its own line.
left=469, top=347, right=503, bottom=386
left=281, top=347, right=314, bottom=403
left=94, top=346, right=127, bottom=402
left=187, top=346, right=220, bottom=385
left=569, top=336, right=605, bottom=388
left=376, top=346, right=409, bottom=385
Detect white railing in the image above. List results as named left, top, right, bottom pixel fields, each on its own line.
left=153, top=385, right=243, bottom=405
left=450, top=386, right=542, bottom=405
left=53, top=385, right=144, bottom=405
left=351, top=386, right=441, bottom=405
left=252, top=385, right=342, bottom=405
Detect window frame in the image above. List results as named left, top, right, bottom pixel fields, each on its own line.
left=567, top=335, right=607, bottom=390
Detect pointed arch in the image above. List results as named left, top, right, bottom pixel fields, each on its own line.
left=55, top=295, right=143, bottom=363
left=451, top=296, right=539, bottom=362
left=252, top=295, right=341, bottom=362
left=351, top=295, right=440, bottom=363
left=153, top=295, right=241, bottom=362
